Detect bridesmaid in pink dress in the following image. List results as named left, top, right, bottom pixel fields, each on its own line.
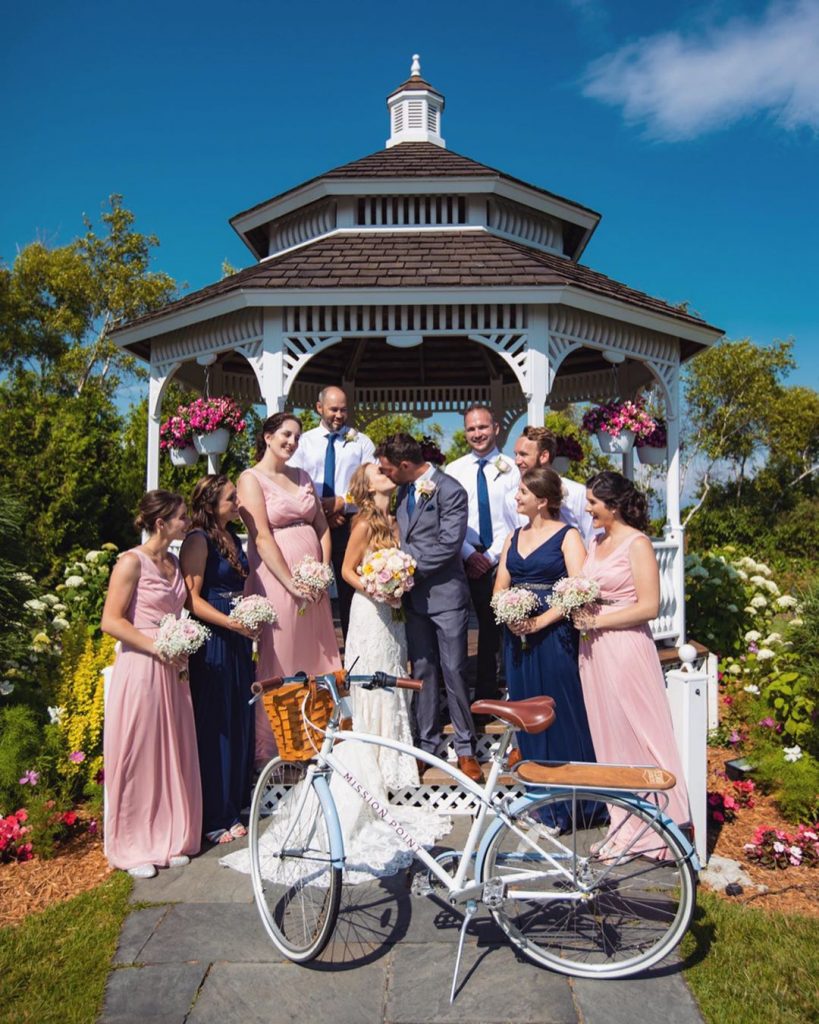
left=238, top=413, right=340, bottom=766
left=101, top=491, right=202, bottom=879
left=575, top=472, right=690, bottom=857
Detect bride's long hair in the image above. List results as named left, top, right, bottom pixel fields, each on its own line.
left=347, top=464, right=395, bottom=550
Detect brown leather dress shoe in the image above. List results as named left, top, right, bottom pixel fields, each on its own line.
left=457, top=755, right=483, bottom=782
left=507, top=748, right=522, bottom=768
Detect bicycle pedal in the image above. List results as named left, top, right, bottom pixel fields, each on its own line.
left=410, top=871, right=435, bottom=898
left=481, top=876, right=505, bottom=909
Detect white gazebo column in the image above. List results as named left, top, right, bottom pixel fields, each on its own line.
left=260, top=308, right=287, bottom=414
left=525, top=307, right=551, bottom=425
left=664, top=355, right=685, bottom=643
left=146, top=359, right=178, bottom=491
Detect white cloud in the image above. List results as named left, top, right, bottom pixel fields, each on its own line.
left=582, top=1, right=819, bottom=140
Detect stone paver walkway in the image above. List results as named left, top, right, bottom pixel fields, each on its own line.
left=100, top=820, right=704, bottom=1024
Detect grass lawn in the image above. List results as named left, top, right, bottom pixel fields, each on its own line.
left=682, top=890, right=819, bottom=1024
left=0, top=871, right=132, bottom=1024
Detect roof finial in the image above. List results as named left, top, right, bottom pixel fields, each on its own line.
left=411, top=54, right=421, bottom=77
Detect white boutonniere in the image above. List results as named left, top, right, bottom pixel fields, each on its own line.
left=415, top=480, right=436, bottom=501
left=493, top=455, right=512, bottom=480
left=342, top=428, right=358, bottom=447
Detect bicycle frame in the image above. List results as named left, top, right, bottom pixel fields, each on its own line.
left=291, top=675, right=698, bottom=904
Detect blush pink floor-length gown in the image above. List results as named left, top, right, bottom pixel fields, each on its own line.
left=579, top=533, right=691, bottom=854
left=242, top=468, right=340, bottom=764
left=104, top=549, right=202, bottom=869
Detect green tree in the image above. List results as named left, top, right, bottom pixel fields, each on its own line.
left=0, top=197, right=177, bottom=574
left=682, top=338, right=796, bottom=519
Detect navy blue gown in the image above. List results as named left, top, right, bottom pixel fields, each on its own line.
left=187, top=528, right=255, bottom=836
left=503, top=525, right=597, bottom=828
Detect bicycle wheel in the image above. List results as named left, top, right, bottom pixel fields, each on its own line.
left=480, top=790, right=696, bottom=978
left=249, top=757, right=342, bottom=962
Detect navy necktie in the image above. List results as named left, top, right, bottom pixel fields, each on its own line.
left=477, top=459, right=493, bottom=549
left=406, top=482, right=416, bottom=518
left=322, top=434, right=339, bottom=499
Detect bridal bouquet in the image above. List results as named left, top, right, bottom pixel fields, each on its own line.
left=230, top=595, right=278, bottom=661
left=154, top=614, right=211, bottom=679
left=491, top=587, right=540, bottom=650
left=358, top=546, right=417, bottom=620
left=547, top=576, right=601, bottom=639
left=292, top=555, right=335, bottom=615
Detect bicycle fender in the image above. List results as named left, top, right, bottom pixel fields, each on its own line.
left=474, top=789, right=700, bottom=877
left=312, top=772, right=345, bottom=870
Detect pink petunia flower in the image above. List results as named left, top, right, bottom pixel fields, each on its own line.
left=68, top=750, right=86, bottom=764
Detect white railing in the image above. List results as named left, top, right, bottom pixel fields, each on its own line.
left=651, top=531, right=685, bottom=645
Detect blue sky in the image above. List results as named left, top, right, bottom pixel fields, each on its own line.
left=3, top=0, right=818, bottom=398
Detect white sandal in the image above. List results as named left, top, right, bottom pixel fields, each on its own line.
left=127, top=863, right=157, bottom=879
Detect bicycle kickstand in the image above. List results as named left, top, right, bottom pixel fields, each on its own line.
left=449, top=899, right=478, bottom=1004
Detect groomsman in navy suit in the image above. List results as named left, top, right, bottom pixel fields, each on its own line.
left=376, top=434, right=481, bottom=782
left=289, top=386, right=375, bottom=640
left=446, top=405, right=519, bottom=703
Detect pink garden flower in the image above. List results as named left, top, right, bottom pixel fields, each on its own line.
left=68, top=750, right=86, bottom=764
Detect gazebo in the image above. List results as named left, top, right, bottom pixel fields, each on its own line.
left=113, top=56, right=723, bottom=648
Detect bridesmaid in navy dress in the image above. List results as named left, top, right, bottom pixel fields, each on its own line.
left=181, top=475, right=256, bottom=845
left=494, top=466, right=597, bottom=832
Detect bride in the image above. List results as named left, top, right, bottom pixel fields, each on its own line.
left=341, top=461, right=420, bottom=790
left=221, top=462, right=450, bottom=885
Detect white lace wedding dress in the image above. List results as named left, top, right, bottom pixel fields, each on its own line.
left=221, top=590, right=451, bottom=886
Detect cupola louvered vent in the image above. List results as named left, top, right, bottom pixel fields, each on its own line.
left=386, top=54, right=446, bottom=149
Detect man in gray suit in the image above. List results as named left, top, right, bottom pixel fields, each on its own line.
left=375, top=434, right=481, bottom=782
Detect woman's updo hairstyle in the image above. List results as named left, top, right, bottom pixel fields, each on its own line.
left=521, top=467, right=563, bottom=519
left=586, top=471, right=649, bottom=532
left=255, top=412, right=301, bottom=462
left=190, top=474, right=246, bottom=578
left=134, top=490, right=185, bottom=534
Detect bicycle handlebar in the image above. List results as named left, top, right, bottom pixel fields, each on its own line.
left=250, top=671, right=423, bottom=697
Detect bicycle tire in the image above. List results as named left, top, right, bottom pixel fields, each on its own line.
left=249, top=757, right=342, bottom=962
left=480, top=790, right=696, bottom=978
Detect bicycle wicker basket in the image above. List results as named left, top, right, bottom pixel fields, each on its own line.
left=259, top=672, right=345, bottom=762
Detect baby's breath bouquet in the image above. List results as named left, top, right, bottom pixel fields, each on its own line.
left=230, top=595, right=277, bottom=660
left=491, top=587, right=541, bottom=650
left=154, top=614, right=210, bottom=679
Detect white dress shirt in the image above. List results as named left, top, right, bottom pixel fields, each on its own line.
left=506, top=473, right=596, bottom=546
left=446, top=448, right=520, bottom=565
left=288, top=425, right=376, bottom=511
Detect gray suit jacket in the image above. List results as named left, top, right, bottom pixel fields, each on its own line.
left=397, top=467, right=470, bottom=615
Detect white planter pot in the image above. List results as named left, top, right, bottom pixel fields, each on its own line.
left=193, top=427, right=231, bottom=455
left=637, top=445, right=667, bottom=465
left=597, top=429, right=635, bottom=454
left=169, top=445, right=199, bottom=467
left=551, top=456, right=571, bottom=474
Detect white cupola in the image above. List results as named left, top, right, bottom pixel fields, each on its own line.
left=386, top=54, right=446, bottom=149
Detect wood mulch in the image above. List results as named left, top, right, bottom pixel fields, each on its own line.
left=0, top=830, right=113, bottom=930
left=705, top=746, right=819, bottom=919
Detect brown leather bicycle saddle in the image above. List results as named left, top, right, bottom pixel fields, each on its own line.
left=471, top=696, right=556, bottom=734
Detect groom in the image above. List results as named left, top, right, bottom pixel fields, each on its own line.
left=375, top=434, right=481, bottom=782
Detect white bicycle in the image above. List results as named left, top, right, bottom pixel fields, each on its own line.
left=249, top=670, right=698, bottom=996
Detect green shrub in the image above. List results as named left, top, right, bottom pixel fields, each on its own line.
left=0, top=705, right=43, bottom=812
left=752, top=743, right=819, bottom=824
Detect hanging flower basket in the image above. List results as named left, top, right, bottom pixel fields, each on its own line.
left=597, top=428, right=636, bottom=454
left=637, top=445, right=667, bottom=465
left=636, top=419, right=668, bottom=465
left=552, top=434, right=584, bottom=474
left=582, top=400, right=655, bottom=455
left=160, top=411, right=195, bottom=462
left=193, top=427, right=232, bottom=455
left=169, top=445, right=199, bottom=467
left=187, top=397, right=247, bottom=456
